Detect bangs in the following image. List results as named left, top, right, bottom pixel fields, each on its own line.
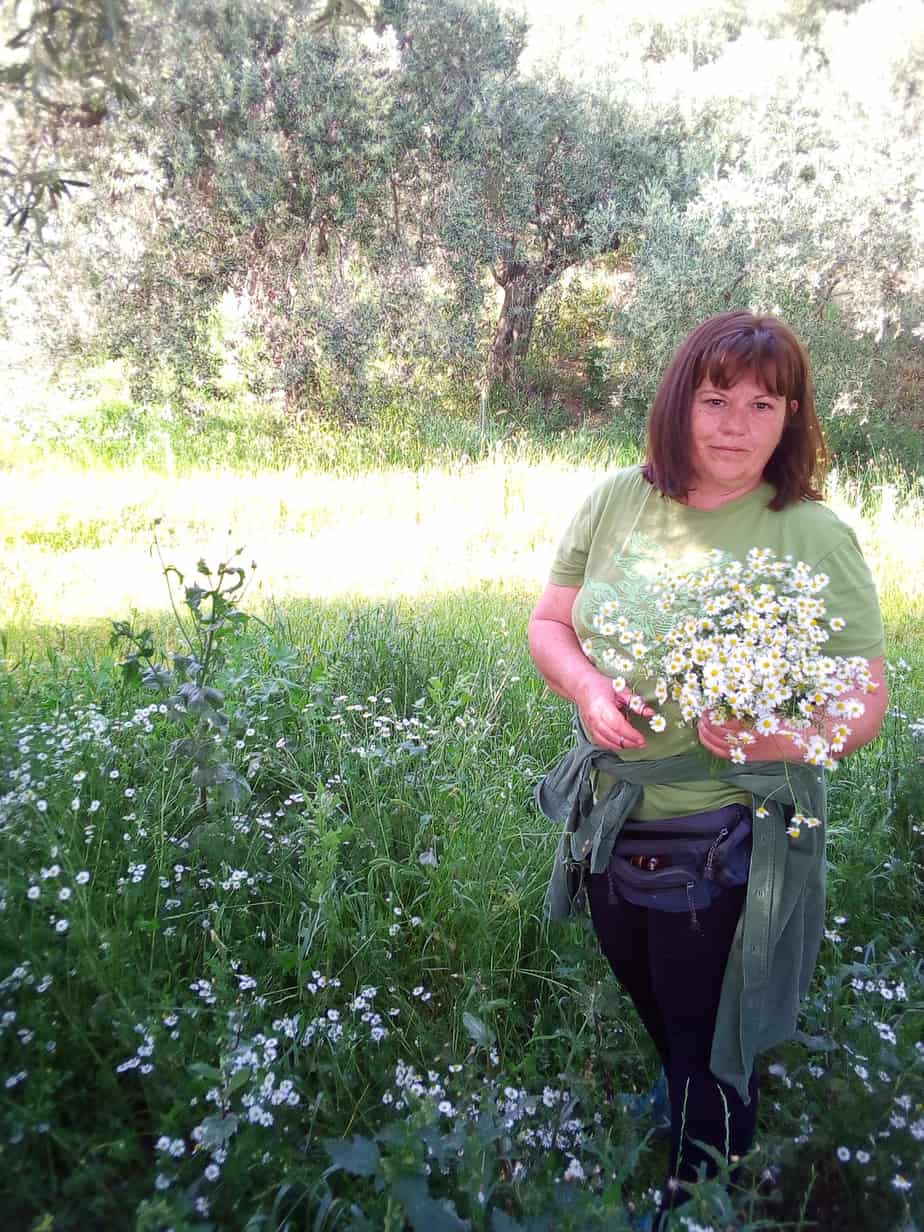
left=695, top=329, right=797, bottom=399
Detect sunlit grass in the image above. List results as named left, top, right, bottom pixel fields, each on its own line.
left=2, top=458, right=922, bottom=638
left=0, top=460, right=593, bottom=627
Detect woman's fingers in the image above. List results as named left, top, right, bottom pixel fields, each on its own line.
left=613, top=687, right=655, bottom=719
left=584, top=694, right=646, bottom=751
left=576, top=677, right=653, bottom=751
left=698, top=714, right=752, bottom=759
left=589, top=721, right=645, bottom=752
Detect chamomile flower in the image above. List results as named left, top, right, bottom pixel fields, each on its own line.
left=581, top=550, right=873, bottom=797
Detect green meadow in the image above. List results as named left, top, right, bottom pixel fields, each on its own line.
left=1, top=433, right=922, bottom=1231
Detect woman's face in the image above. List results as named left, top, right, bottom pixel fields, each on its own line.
left=687, top=373, right=795, bottom=506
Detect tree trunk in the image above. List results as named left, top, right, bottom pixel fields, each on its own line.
left=488, top=271, right=545, bottom=389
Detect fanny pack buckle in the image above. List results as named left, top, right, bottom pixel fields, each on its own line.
left=628, top=854, right=672, bottom=872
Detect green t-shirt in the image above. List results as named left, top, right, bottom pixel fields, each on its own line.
left=549, top=466, right=885, bottom=819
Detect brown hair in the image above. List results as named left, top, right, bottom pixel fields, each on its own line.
left=641, top=311, right=827, bottom=510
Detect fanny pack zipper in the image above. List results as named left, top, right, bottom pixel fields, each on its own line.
left=620, top=826, right=731, bottom=842
left=704, top=827, right=730, bottom=882
left=606, top=821, right=743, bottom=928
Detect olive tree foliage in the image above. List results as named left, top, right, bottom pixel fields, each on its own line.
left=135, top=0, right=529, bottom=407
left=379, top=0, right=679, bottom=389
left=4, top=0, right=686, bottom=411
left=602, top=0, right=924, bottom=450
left=0, top=0, right=369, bottom=274
left=7, top=0, right=920, bottom=429
left=0, top=0, right=136, bottom=275
left=4, top=5, right=353, bottom=398
left=3, top=0, right=403, bottom=408
left=116, top=2, right=403, bottom=411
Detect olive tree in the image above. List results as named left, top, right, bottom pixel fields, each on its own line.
left=6, top=0, right=684, bottom=409
left=381, top=0, right=679, bottom=389
left=604, top=1, right=924, bottom=456
left=0, top=0, right=137, bottom=275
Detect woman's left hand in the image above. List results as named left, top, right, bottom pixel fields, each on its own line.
left=697, top=712, right=801, bottom=762
left=699, top=658, right=888, bottom=763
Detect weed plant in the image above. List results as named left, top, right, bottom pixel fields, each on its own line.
left=0, top=548, right=921, bottom=1229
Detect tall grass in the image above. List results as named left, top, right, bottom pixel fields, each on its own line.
left=0, top=370, right=644, bottom=478
left=0, top=432, right=922, bottom=1228
left=1, top=580, right=921, bottom=1230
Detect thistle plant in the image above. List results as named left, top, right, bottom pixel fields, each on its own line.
left=110, top=526, right=253, bottom=817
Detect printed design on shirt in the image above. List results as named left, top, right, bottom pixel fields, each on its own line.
left=577, top=530, right=723, bottom=681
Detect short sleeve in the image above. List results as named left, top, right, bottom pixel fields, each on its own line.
left=548, top=488, right=598, bottom=586
left=547, top=470, right=646, bottom=587
left=814, top=532, right=885, bottom=660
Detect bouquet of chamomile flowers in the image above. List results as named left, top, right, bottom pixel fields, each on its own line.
left=583, top=548, right=877, bottom=807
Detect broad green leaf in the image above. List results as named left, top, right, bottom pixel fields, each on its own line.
left=322, top=1134, right=381, bottom=1178
left=227, top=1068, right=252, bottom=1094
left=191, top=763, right=232, bottom=788
left=141, top=665, right=173, bottom=690
left=792, top=1030, right=839, bottom=1052
left=183, top=684, right=207, bottom=711
left=197, top=1114, right=239, bottom=1149
left=392, top=1175, right=467, bottom=1232
left=187, top=1062, right=223, bottom=1082
left=462, top=1010, right=495, bottom=1049
left=216, top=774, right=251, bottom=805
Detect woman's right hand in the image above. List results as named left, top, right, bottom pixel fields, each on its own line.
left=528, top=583, right=655, bottom=753
left=574, top=674, right=652, bottom=752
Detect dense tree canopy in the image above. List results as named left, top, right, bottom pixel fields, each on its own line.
left=2, top=0, right=922, bottom=424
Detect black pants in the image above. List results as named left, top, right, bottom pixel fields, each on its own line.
left=588, top=871, right=759, bottom=1208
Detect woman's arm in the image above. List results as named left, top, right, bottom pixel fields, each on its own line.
left=528, top=583, right=653, bottom=752
left=697, top=655, right=889, bottom=762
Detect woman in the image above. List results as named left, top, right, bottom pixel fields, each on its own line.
left=528, top=312, right=887, bottom=1224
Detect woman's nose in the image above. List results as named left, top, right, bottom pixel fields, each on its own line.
left=719, top=404, right=750, bottom=431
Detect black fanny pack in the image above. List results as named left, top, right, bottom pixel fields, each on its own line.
left=607, top=803, right=753, bottom=931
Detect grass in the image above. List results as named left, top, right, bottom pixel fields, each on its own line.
left=1, top=455, right=922, bottom=634
left=0, top=458, right=612, bottom=629
left=0, top=361, right=644, bottom=479
left=0, top=452, right=922, bottom=1230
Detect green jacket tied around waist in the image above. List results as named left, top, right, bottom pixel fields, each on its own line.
left=536, top=720, right=828, bottom=1102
